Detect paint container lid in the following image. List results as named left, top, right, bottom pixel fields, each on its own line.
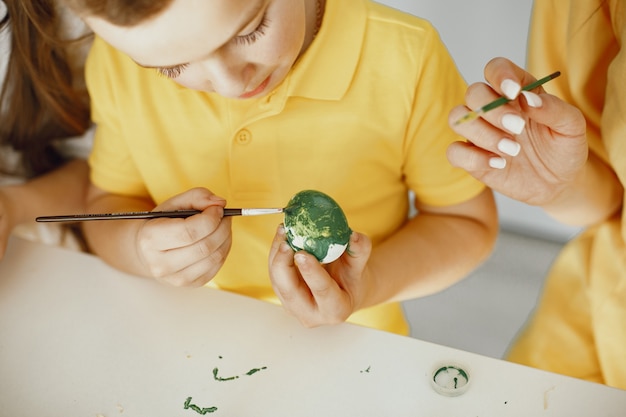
left=430, top=364, right=471, bottom=397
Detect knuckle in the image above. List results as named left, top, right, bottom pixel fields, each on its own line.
left=465, top=82, right=486, bottom=103
left=182, top=221, right=202, bottom=243
left=149, top=264, right=168, bottom=279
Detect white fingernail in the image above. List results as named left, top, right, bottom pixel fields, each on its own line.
left=489, top=157, right=507, bottom=169
left=502, top=114, right=525, bottom=135
left=521, top=90, right=543, bottom=108
left=497, top=138, right=521, bottom=156
left=501, top=79, right=521, bottom=99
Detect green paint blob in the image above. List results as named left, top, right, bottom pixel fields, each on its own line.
left=284, top=190, right=351, bottom=263
left=212, top=367, right=239, bottom=381
left=183, top=397, right=218, bottom=414
left=245, top=366, right=268, bottom=375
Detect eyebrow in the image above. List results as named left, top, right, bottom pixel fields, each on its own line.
left=134, top=0, right=266, bottom=70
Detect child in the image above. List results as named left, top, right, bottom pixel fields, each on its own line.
left=65, top=0, right=498, bottom=334
left=0, top=0, right=93, bottom=258
left=447, top=0, right=625, bottom=389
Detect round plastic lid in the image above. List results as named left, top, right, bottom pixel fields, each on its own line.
left=431, top=364, right=471, bottom=397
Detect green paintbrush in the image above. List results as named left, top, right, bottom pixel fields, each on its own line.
left=453, top=71, right=561, bottom=125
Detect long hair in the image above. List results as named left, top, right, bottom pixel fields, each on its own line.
left=0, top=0, right=90, bottom=177
left=62, top=0, right=173, bottom=26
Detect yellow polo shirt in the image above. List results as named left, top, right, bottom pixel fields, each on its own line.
left=507, top=0, right=626, bottom=389
left=86, top=0, right=484, bottom=334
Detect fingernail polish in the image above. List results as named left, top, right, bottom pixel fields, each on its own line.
left=497, top=138, right=521, bottom=156
left=489, top=157, right=507, bottom=169
left=501, top=79, right=521, bottom=99
left=521, top=90, right=543, bottom=108
left=502, top=114, right=525, bottom=135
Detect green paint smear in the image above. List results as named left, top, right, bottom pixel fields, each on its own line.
left=213, top=365, right=268, bottom=381
left=184, top=397, right=218, bottom=415
left=245, top=366, right=268, bottom=375
left=212, top=367, right=239, bottom=381
left=284, top=190, right=351, bottom=262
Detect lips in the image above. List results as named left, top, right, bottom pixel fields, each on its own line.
left=239, top=75, right=271, bottom=99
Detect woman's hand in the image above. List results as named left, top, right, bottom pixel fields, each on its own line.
left=447, top=57, right=588, bottom=207
left=268, top=225, right=373, bottom=327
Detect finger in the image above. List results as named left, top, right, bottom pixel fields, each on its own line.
left=342, top=231, right=371, bottom=270
left=156, top=187, right=226, bottom=212
left=268, top=233, right=314, bottom=310
left=450, top=104, right=521, bottom=160
left=462, top=82, right=527, bottom=136
left=295, top=251, right=340, bottom=298
left=525, top=93, right=586, bottom=139
left=447, top=141, right=506, bottom=172
left=141, top=214, right=232, bottom=276
left=295, top=252, right=351, bottom=324
left=484, top=57, right=536, bottom=99
left=140, top=204, right=227, bottom=249
left=330, top=232, right=372, bottom=312
left=268, top=224, right=287, bottom=265
left=155, top=236, right=232, bottom=287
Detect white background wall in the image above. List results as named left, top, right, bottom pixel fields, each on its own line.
left=379, top=0, right=582, bottom=242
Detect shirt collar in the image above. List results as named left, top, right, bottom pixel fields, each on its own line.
left=286, top=0, right=368, bottom=101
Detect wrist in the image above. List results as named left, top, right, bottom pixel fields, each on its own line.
left=543, top=155, right=623, bottom=225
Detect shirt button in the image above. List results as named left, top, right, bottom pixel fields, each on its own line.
left=235, top=129, right=252, bottom=145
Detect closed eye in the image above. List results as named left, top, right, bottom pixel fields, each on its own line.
left=233, top=13, right=270, bottom=46
left=156, top=63, right=189, bottom=79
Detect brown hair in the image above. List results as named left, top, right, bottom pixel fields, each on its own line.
left=0, top=0, right=90, bottom=177
left=62, top=0, right=173, bottom=26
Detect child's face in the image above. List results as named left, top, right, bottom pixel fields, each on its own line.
left=85, top=0, right=309, bottom=99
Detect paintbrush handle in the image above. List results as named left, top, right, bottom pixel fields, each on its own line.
left=35, top=208, right=283, bottom=222
left=454, top=71, right=561, bottom=125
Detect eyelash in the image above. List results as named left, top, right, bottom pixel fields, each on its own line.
left=156, top=63, right=189, bottom=79
left=155, top=13, right=270, bottom=79
left=233, top=14, right=270, bottom=46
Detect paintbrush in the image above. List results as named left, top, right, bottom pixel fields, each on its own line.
left=453, top=71, right=561, bottom=125
left=35, top=208, right=284, bottom=222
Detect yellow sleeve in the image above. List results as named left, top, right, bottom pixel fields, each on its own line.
left=85, top=36, right=150, bottom=198
left=404, top=22, right=485, bottom=207
left=527, top=0, right=618, bottom=164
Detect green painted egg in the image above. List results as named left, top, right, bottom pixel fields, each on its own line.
left=284, top=190, right=352, bottom=264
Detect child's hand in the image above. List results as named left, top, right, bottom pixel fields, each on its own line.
left=135, top=188, right=232, bottom=287
left=268, top=226, right=373, bottom=327
left=447, top=57, right=588, bottom=207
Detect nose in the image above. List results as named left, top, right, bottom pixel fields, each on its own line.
left=199, top=53, right=254, bottom=97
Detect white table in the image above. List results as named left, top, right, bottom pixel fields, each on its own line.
left=1, top=236, right=625, bottom=416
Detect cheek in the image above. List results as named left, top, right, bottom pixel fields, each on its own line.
left=264, top=0, right=306, bottom=61
left=171, top=68, right=213, bottom=92
left=268, top=20, right=305, bottom=62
